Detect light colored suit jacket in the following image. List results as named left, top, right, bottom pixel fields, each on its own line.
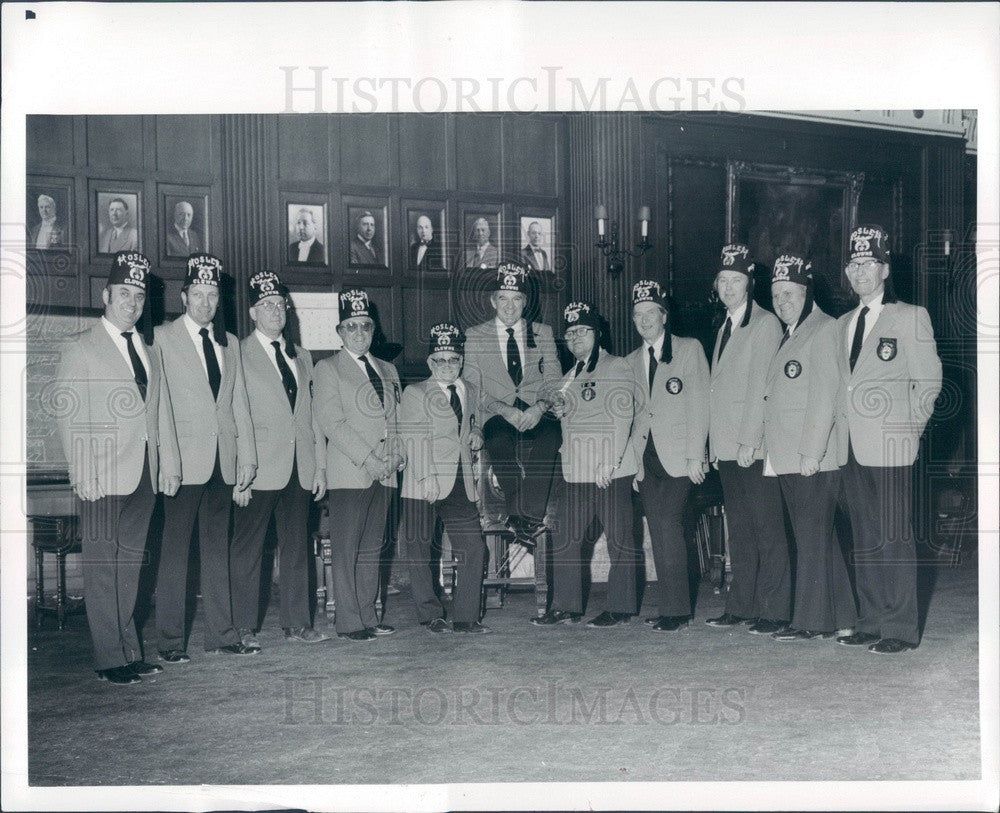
left=399, top=378, right=482, bottom=502
left=240, top=335, right=324, bottom=491
left=55, top=323, right=180, bottom=495
left=709, top=304, right=782, bottom=462
left=556, top=350, right=639, bottom=484
left=99, top=225, right=138, bottom=254
left=312, top=349, right=402, bottom=490
left=762, top=308, right=840, bottom=475
left=834, top=301, right=942, bottom=468
left=155, top=318, right=256, bottom=485
left=463, top=319, right=561, bottom=420
left=629, top=336, right=710, bottom=480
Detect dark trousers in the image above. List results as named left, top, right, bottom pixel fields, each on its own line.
left=483, top=410, right=560, bottom=520
left=717, top=460, right=791, bottom=622
left=638, top=440, right=692, bottom=617
left=327, top=484, right=390, bottom=634
left=841, top=443, right=918, bottom=644
left=779, top=470, right=856, bottom=633
left=400, top=467, right=486, bottom=625
left=230, top=459, right=311, bottom=631
left=79, top=450, right=155, bottom=670
left=156, top=455, right=239, bottom=651
left=551, top=477, right=638, bottom=615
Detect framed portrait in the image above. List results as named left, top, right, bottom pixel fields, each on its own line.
left=92, top=183, right=142, bottom=258
left=460, top=207, right=501, bottom=269
left=345, top=197, right=389, bottom=269
left=160, top=185, right=210, bottom=262
left=26, top=177, right=73, bottom=252
left=402, top=199, right=447, bottom=271
left=518, top=213, right=556, bottom=273
left=286, top=201, right=329, bottom=267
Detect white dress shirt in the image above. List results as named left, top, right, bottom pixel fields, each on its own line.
left=644, top=330, right=666, bottom=361
left=254, top=329, right=299, bottom=386
left=846, top=290, right=885, bottom=355
left=35, top=218, right=56, bottom=249
left=436, top=377, right=466, bottom=422
left=183, top=312, right=224, bottom=380
left=296, top=237, right=317, bottom=262
left=102, top=316, right=149, bottom=376
left=344, top=347, right=381, bottom=379
left=495, top=317, right=526, bottom=368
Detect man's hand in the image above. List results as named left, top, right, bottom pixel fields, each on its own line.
left=499, top=404, right=523, bottom=430
left=363, top=452, right=388, bottom=481
left=74, top=478, right=104, bottom=502
left=596, top=463, right=614, bottom=489
left=232, top=486, right=251, bottom=508
left=736, top=444, right=755, bottom=468
left=388, top=452, right=406, bottom=473
left=468, top=429, right=484, bottom=453
left=686, top=460, right=706, bottom=485
left=421, top=476, right=441, bottom=503
left=160, top=473, right=181, bottom=497
left=799, top=456, right=820, bottom=477
left=236, top=464, right=256, bottom=492
left=519, top=403, right=544, bottom=432
left=312, top=469, right=327, bottom=502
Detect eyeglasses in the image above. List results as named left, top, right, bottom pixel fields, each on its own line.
left=564, top=327, right=594, bottom=340
left=342, top=321, right=374, bottom=334
left=846, top=260, right=882, bottom=274
left=429, top=355, right=462, bottom=367
left=255, top=300, right=288, bottom=313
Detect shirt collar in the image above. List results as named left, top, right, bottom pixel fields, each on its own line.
left=496, top=317, right=524, bottom=336
left=726, top=300, right=747, bottom=326
left=101, top=315, right=131, bottom=341
left=298, top=236, right=316, bottom=248
left=255, top=329, right=284, bottom=352
left=644, top=331, right=665, bottom=355
left=436, top=378, right=465, bottom=396
left=183, top=312, right=214, bottom=341
left=858, top=290, right=885, bottom=313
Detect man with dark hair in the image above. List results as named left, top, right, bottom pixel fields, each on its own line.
left=834, top=225, right=942, bottom=654
left=99, top=197, right=138, bottom=253
left=349, top=211, right=382, bottom=265
left=288, top=208, right=325, bottom=264
left=56, top=252, right=180, bottom=684
left=154, top=254, right=259, bottom=662
left=408, top=215, right=442, bottom=270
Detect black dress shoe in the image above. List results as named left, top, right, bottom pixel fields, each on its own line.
left=126, top=660, right=164, bottom=675
left=157, top=650, right=191, bottom=664
left=338, top=629, right=376, bottom=641
left=651, top=615, right=689, bottom=632
left=367, top=624, right=395, bottom=636
left=97, top=666, right=141, bottom=685
left=705, top=613, right=748, bottom=628
left=453, top=621, right=491, bottom=634
left=425, top=618, right=452, bottom=634
left=748, top=619, right=787, bottom=635
left=207, top=642, right=260, bottom=655
left=836, top=631, right=881, bottom=647
left=868, top=638, right=918, bottom=654
left=772, top=628, right=835, bottom=642
left=529, top=610, right=582, bottom=626
left=643, top=616, right=659, bottom=626
left=586, top=611, right=629, bottom=628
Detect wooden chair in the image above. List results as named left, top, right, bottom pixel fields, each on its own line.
left=28, top=514, right=84, bottom=630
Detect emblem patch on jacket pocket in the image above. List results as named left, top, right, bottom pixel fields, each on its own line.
left=538, top=357, right=544, bottom=374
left=784, top=360, right=802, bottom=379
left=665, top=377, right=683, bottom=394
left=581, top=381, right=596, bottom=401
left=877, top=338, right=897, bottom=361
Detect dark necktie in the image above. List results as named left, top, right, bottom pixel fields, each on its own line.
left=447, top=383, right=463, bottom=429
left=271, top=340, right=298, bottom=411
left=647, top=346, right=657, bottom=393
left=779, top=327, right=791, bottom=349
left=199, top=327, right=221, bottom=401
left=574, top=360, right=585, bottom=378
left=849, top=305, right=870, bottom=372
left=717, top=317, right=732, bottom=361
left=506, top=327, right=523, bottom=386
left=361, top=354, right=384, bottom=407
left=121, top=331, right=147, bottom=402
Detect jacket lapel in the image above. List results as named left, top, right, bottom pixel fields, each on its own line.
left=251, top=336, right=292, bottom=410
left=172, top=318, right=215, bottom=403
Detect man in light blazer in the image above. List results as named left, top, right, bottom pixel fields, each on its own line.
left=229, top=272, right=329, bottom=648
left=762, top=254, right=856, bottom=642
left=833, top=225, right=942, bottom=654
left=530, top=302, right=641, bottom=628
left=313, top=289, right=403, bottom=641
left=399, top=324, right=489, bottom=634
left=705, top=243, right=790, bottom=635
left=627, top=280, right=710, bottom=633
left=56, top=252, right=181, bottom=685
left=462, top=263, right=562, bottom=543
left=154, top=254, right=259, bottom=662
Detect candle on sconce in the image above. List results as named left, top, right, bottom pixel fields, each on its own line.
left=595, top=205, right=607, bottom=237
left=638, top=206, right=650, bottom=238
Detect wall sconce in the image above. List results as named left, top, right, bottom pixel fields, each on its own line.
left=595, top=204, right=652, bottom=275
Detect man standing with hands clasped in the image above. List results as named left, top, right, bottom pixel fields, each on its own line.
left=313, top=289, right=404, bottom=641
left=229, top=271, right=330, bottom=648
left=834, top=225, right=941, bottom=654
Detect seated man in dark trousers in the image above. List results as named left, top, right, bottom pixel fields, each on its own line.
left=313, top=289, right=404, bottom=642
left=834, top=225, right=941, bottom=654
left=399, top=324, right=490, bottom=634
left=56, top=252, right=181, bottom=684
left=627, top=280, right=710, bottom=633
left=531, top=302, right=641, bottom=628
left=229, top=271, right=330, bottom=648
left=462, top=262, right=561, bottom=544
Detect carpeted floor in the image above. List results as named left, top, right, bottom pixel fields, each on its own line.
left=26, top=551, right=980, bottom=786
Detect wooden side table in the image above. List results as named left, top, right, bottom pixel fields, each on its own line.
left=28, top=514, right=84, bottom=630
